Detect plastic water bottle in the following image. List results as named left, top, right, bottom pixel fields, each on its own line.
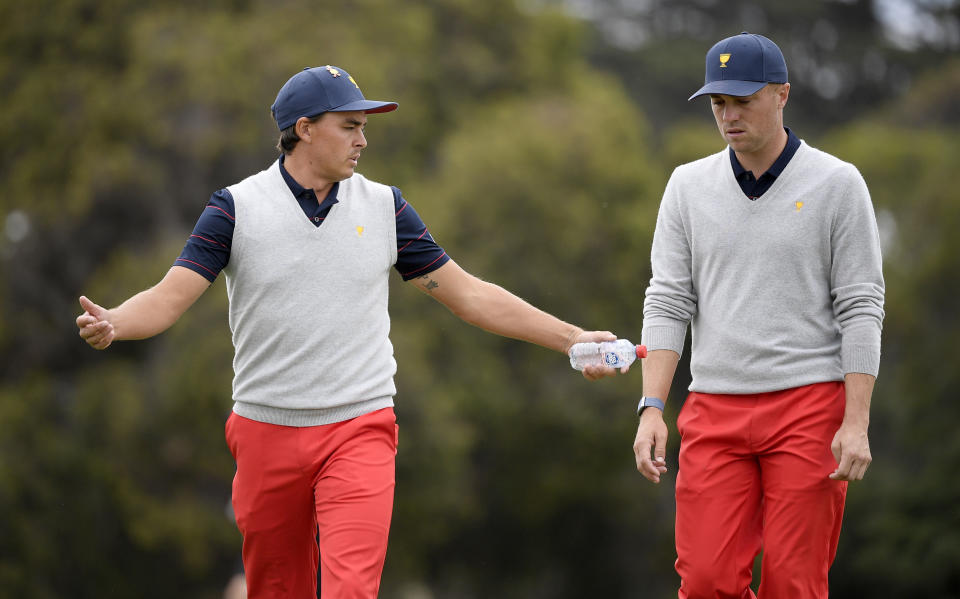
left=568, top=339, right=647, bottom=371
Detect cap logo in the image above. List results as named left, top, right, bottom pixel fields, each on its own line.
left=325, top=65, right=341, bottom=77
left=719, top=53, right=731, bottom=68
left=348, top=75, right=360, bottom=90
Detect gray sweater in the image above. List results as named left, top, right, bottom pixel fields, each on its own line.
left=642, top=142, right=885, bottom=394
left=224, top=161, right=398, bottom=426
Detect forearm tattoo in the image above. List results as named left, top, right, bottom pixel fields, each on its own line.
left=417, top=274, right=439, bottom=292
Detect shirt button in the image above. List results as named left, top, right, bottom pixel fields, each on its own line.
left=314, top=217, right=320, bottom=222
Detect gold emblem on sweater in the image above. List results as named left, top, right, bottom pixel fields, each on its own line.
left=795, top=201, right=804, bottom=212
left=356, top=225, right=365, bottom=237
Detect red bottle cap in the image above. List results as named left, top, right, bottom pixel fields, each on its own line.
left=635, top=345, right=647, bottom=359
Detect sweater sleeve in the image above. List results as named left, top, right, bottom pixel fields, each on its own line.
left=642, top=169, right=698, bottom=355
left=830, top=165, right=885, bottom=376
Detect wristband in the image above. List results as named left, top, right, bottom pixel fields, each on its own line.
left=637, top=396, right=665, bottom=416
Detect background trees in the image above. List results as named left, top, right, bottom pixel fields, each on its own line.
left=1, top=0, right=957, bottom=596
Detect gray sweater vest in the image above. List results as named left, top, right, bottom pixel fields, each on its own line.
left=224, top=161, right=398, bottom=426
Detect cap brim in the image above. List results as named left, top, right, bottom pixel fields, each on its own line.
left=330, top=99, right=398, bottom=114
left=688, top=80, right=767, bottom=101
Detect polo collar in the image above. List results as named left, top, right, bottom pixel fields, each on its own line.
left=278, top=153, right=340, bottom=203
left=729, top=127, right=800, bottom=179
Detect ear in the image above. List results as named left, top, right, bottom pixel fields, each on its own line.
left=295, top=117, right=313, bottom=142
left=777, top=82, right=791, bottom=109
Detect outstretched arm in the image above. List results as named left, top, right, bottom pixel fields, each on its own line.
left=408, top=260, right=619, bottom=380
left=76, top=266, right=211, bottom=349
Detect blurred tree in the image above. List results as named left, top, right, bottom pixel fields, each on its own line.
left=818, top=59, right=960, bottom=597
left=1, top=0, right=958, bottom=596
left=384, top=70, right=671, bottom=598
left=541, top=0, right=960, bottom=135
left=0, top=241, right=237, bottom=598
left=0, top=0, right=587, bottom=381
left=2, top=0, right=656, bottom=596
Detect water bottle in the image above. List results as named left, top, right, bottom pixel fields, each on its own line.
left=568, top=339, right=647, bottom=371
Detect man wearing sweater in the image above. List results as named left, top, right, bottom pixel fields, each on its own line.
left=632, top=34, right=884, bottom=598
left=76, top=65, right=620, bottom=599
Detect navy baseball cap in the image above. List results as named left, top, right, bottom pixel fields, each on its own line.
left=271, top=65, right=398, bottom=130
left=688, top=32, right=788, bottom=101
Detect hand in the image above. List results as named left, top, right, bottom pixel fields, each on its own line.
left=77, top=295, right=116, bottom=350
left=568, top=329, right=624, bottom=381
left=829, top=420, right=872, bottom=481
left=633, top=408, right=669, bottom=483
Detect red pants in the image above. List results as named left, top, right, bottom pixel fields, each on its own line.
left=674, top=382, right=848, bottom=599
left=225, top=408, right=398, bottom=599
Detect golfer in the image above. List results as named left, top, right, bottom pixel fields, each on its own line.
left=633, top=33, right=884, bottom=598
left=77, top=65, right=621, bottom=598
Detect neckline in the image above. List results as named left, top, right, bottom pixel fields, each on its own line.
left=270, top=160, right=343, bottom=233
left=723, top=141, right=806, bottom=209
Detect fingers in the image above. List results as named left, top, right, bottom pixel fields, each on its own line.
left=828, top=429, right=872, bottom=481
left=77, top=295, right=115, bottom=349
left=634, top=448, right=668, bottom=483
left=829, top=456, right=871, bottom=481
left=653, top=427, right=667, bottom=464
left=580, top=362, right=632, bottom=380
left=854, top=456, right=872, bottom=480
left=76, top=313, right=98, bottom=328
left=633, top=438, right=657, bottom=482
left=847, top=461, right=867, bottom=481
left=633, top=427, right=669, bottom=484
left=830, top=436, right=842, bottom=464
left=577, top=330, right=617, bottom=344
left=828, top=446, right=872, bottom=481
left=78, top=295, right=103, bottom=318
left=581, top=364, right=617, bottom=381
left=828, top=455, right=851, bottom=481
left=91, top=327, right=115, bottom=349
left=78, top=319, right=115, bottom=350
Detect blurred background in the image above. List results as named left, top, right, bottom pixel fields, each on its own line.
left=1, top=0, right=958, bottom=597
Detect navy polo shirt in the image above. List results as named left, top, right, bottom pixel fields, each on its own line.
left=730, top=127, right=801, bottom=200
left=175, top=155, right=450, bottom=282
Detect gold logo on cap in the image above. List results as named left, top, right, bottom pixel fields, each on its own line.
left=719, top=53, right=731, bottom=67
left=325, top=66, right=341, bottom=77
left=348, top=75, right=360, bottom=90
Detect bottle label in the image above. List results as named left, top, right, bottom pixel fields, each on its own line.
left=603, top=353, right=620, bottom=366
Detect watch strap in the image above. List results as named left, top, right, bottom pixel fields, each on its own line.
left=637, top=396, right=665, bottom=415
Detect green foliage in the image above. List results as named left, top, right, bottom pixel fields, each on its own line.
left=1, top=0, right=958, bottom=596
left=384, top=69, right=674, bottom=597
left=569, top=0, right=960, bottom=135
left=0, top=241, right=237, bottom=598
left=817, top=67, right=960, bottom=594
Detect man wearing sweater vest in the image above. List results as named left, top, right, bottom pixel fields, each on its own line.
left=76, top=65, right=622, bottom=598
left=632, top=34, right=884, bottom=598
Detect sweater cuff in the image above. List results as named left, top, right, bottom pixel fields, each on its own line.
left=641, top=322, right=688, bottom=357
left=841, top=344, right=880, bottom=377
